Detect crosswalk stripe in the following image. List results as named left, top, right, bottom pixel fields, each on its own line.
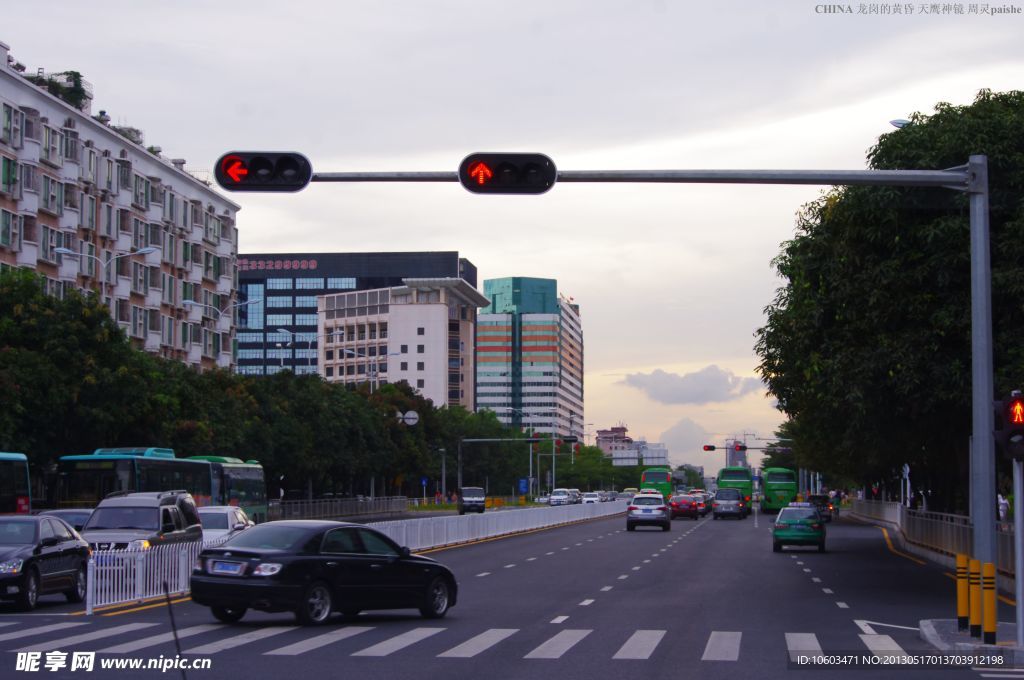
left=785, top=633, right=822, bottom=663
left=351, top=627, right=445, bottom=656
left=97, top=624, right=224, bottom=653
left=14, top=623, right=159, bottom=652
left=524, top=629, right=592, bottom=659
left=265, top=626, right=374, bottom=655
left=858, top=633, right=907, bottom=657
left=186, top=626, right=292, bottom=654
left=0, top=623, right=89, bottom=643
left=613, top=630, right=666, bottom=660
left=702, top=631, right=742, bottom=661
left=0, top=622, right=15, bottom=628
left=437, top=628, right=518, bottom=658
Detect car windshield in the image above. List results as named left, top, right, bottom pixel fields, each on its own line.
left=767, top=472, right=795, bottom=483
left=0, top=519, right=37, bottom=544
left=83, top=507, right=158, bottom=531
left=552, top=490, right=569, bottom=497
left=461, top=487, right=484, bottom=496
left=633, top=496, right=663, bottom=506
left=222, top=525, right=311, bottom=550
left=779, top=509, right=819, bottom=522
left=199, top=513, right=229, bottom=529
left=716, top=489, right=741, bottom=500
left=584, top=493, right=599, bottom=498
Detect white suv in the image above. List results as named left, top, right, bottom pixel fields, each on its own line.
left=582, top=492, right=600, bottom=504
left=549, top=489, right=571, bottom=506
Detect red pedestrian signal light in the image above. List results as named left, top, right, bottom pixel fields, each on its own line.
left=702, top=445, right=716, bottom=451
left=458, top=153, right=557, bottom=194
left=214, top=152, right=312, bottom=192
left=1009, top=397, right=1024, bottom=425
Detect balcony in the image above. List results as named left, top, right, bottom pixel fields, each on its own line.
left=145, top=287, right=162, bottom=308
left=188, top=346, right=203, bottom=365
left=60, top=159, right=79, bottom=183
left=191, top=262, right=203, bottom=282
left=57, top=257, right=80, bottom=282
left=17, top=191, right=38, bottom=214
left=143, top=247, right=161, bottom=266
left=216, top=276, right=232, bottom=295
left=59, top=209, right=78, bottom=232
left=217, top=314, right=232, bottom=333
left=115, top=232, right=132, bottom=252
left=186, top=303, right=203, bottom=323
left=144, top=330, right=161, bottom=352
left=215, top=237, right=235, bottom=258
left=113, top=276, right=131, bottom=300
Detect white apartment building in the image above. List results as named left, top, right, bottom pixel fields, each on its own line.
left=317, top=278, right=489, bottom=408
left=0, top=41, right=239, bottom=369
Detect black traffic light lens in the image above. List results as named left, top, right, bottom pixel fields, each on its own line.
left=250, top=156, right=274, bottom=182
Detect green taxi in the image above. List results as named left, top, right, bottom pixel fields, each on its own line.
left=772, top=502, right=826, bottom=553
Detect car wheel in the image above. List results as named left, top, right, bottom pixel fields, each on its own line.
left=17, top=568, right=39, bottom=611
left=211, top=605, right=247, bottom=623
left=295, top=581, right=333, bottom=626
left=773, top=542, right=781, bottom=553
left=662, top=522, right=671, bottom=532
left=420, top=576, right=451, bottom=619
left=65, top=563, right=87, bottom=603
left=627, top=523, right=635, bottom=531
left=818, top=542, right=826, bottom=553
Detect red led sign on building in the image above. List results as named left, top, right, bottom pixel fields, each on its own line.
left=238, top=258, right=319, bottom=272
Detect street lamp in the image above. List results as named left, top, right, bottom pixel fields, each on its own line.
left=341, top=348, right=401, bottom=393
left=54, top=246, right=158, bottom=284
left=276, top=328, right=324, bottom=373
left=183, top=297, right=262, bottom=321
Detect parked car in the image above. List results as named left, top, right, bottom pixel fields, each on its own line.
left=38, top=508, right=93, bottom=532
left=457, top=487, right=486, bottom=515
left=668, top=495, right=699, bottom=520
left=626, top=494, right=670, bottom=532
left=582, top=492, right=601, bottom=504
left=549, top=489, right=571, bottom=506
left=0, top=515, right=90, bottom=610
left=198, top=506, right=254, bottom=544
left=191, top=520, right=458, bottom=625
left=712, top=488, right=747, bottom=520
left=81, top=490, right=203, bottom=551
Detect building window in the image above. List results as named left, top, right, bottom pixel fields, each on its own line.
left=327, top=277, right=356, bottom=289
left=294, top=277, right=324, bottom=289
left=417, top=345, right=425, bottom=354
left=417, top=379, right=425, bottom=389
left=326, top=367, right=334, bottom=377
left=266, top=296, right=293, bottom=308
left=266, top=278, right=292, bottom=290
left=400, top=362, right=408, bottom=370
left=266, top=314, right=293, bottom=326
left=417, top=327, right=425, bottom=336
left=400, top=344, right=408, bottom=353
left=325, top=350, right=334, bottom=360
left=417, top=362, right=424, bottom=371
left=295, top=314, right=318, bottom=326
left=294, top=296, right=317, bottom=307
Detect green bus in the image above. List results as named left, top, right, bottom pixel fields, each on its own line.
left=760, top=467, right=797, bottom=513
left=639, top=467, right=673, bottom=499
left=58, top=448, right=213, bottom=507
left=717, top=466, right=754, bottom=515
left=0, top=452, right=31, bottom=514
left=187, top=456, right=268, bottom=523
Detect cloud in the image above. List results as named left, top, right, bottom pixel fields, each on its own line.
left=658, top=417, right=710, bottom=470
left=622, top=365, right=764, bottom=405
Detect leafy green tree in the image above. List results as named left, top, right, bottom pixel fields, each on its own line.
left=755, top=89, right=1024, bottom=511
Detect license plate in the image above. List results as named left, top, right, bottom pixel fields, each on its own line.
left=212, top=561, right=243, bottom=575
left=643, top=509, right=652, bottom=514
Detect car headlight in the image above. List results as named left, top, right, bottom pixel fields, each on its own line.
left=252, top=563, right=282, bottom=576
left=0, top=559, right=24, bottom=575
left=127, top=540, right=151, bottom=551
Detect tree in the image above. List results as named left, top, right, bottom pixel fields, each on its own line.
left=755, top=90, right=1024, bottom=511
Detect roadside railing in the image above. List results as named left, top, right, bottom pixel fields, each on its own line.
left=851, top=499, right=1016, bottom=576
left=267, top=496, right=407, bottom=521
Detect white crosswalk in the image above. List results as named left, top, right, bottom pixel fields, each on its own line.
left=0, top=620, right=921, bottom=663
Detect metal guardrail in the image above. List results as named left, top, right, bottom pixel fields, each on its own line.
left=267, top=496, right=407, bottom=520
left=851, top=499, right=1016, bottom=575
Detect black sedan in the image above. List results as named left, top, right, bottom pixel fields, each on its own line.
left=191, top=520, right=458, bottom=625
left=0, top=515, right=91, bottom=610
left=39, top=508, right=93, bottom=532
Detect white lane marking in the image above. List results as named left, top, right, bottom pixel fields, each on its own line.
left=265, top=626, right=374, bottom=656
left=351, top=627, right=446, bottom=656
left=791, top=555, right=798, bottom=559
left=477, top=572, right=491, bottom=577
left=618, top=575, right=629, bottom=580
left=504, top=564, right=516, bottom=569
left=562, top=547, right=570, bottom=551
left=978, top=674, right=1024, bottom=678
left=579, top=599, right=595, bottom=606
left=785, top=633, right=823, bottom=663
left=15, top=623, right=159, bottom=652
left=660, top=549, right=667, bottom=552
left=0, top=623, right=15, bottom=628
left=859, top=633, right=907, bottom=657
left=796, top=561, right=804, bottom=565
left=527, top=557, right=537, bottom=562
left=546, top=551, right=555, bottom=555
left=651, top=554, right=660, bottom=558
left=643, top=559, right=651, bottom=563
left=98, top=624, right=224, bottom=653
left=803, top=568, right=811, bottom=572
left=587, top=539, right=593, bottom=542
left=613, top=630, right=666, bottom=660
left=550, top=616, right=569, bottom=624
left=632, top=566, right=642, bottom=571
left=437, top=628, right=518, bottom=658
left=651, top=554, right=659, bottom=558
left=822, top=588, right=834, bottom=594
left=576, top=543, right=583, bottom=546
left=601, top=586, right=613, bottom=592
left=187, top=627, right=292, bottom=655
left=837, top=602, right=850, bottom=609
left=0, top=623, right=89, bottom=643
left=524, top=629, right=592, bottom=659
left=701, top=631, right=742, bottom=661
left=811, top=577, right=822, bottom=583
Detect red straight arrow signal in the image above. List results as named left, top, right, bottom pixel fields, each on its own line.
left=221, top=155, right=248, bottom=183
left=468, top=161, right=493, bottom=185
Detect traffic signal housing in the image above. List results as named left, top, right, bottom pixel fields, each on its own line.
left=458, top=152, right=557, bottom=194
left=734, top=443, right=748, bottom=452
left=702, top=445, right=716, bottom=451
left=214, top=152, right=312, bottom=192
left=997, top=393, right=1024, bottom=459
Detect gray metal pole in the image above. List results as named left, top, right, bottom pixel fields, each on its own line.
left=1014, top=459, right=1023, bottom=648
left=457, top=439, right=462, bottom=490
left=552, top=437, right=557, bottom=491
left=969, top=155, right=996, bottom=564
left=440, top=449, right=446, bottom=500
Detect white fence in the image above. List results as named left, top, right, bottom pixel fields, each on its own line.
left=84, top=502, right=625, bottom=614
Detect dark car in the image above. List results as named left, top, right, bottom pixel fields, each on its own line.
left=0, top=516, right=91, bottom=610
left=712, top=488, right=747, bottom=519
left=457, top=487, right=486, bottom=515
left=39, top=508, right=93, bottom=532
left=807, top=495, right=834, bottom=523
left=191, top=520, right=458, bottom=625
left=668, top=495, right=699, bottom=520
left=81, top=490, right=203, bottom=551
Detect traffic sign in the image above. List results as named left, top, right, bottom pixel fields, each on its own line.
left=458, top=153, right=556, bottom=195
left=518, top=478, right=528, bottom=494
left=213, top=151, right=312, bottom=192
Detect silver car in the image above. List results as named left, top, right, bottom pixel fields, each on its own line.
left=549, top=489, right=571, bottom=506
left=712, top=488, right=747, bottom=519
left=626, top=494, right=671, bottom=532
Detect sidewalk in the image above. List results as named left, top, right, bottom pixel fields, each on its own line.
left=920, top=619, right=1024, bottom=665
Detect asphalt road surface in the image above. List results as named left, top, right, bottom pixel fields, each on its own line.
left=0, top=508, right=1003, bottom=680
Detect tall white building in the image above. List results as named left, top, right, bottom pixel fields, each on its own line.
left=0, top=41, right=239, bottom=369
left=317, top=278, right=489, bottom=408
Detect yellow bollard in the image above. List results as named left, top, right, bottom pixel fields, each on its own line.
left=969, top=558, right=982, bottom=638
left=956, top=553, right=969, bottom=631
left=982, top=562, right=997, bottom=645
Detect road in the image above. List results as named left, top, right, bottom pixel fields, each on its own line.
left=0, top=508, right=1001, bottom=679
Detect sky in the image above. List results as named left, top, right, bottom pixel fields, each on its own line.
left=5, top=1, right=1022, bottom=470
